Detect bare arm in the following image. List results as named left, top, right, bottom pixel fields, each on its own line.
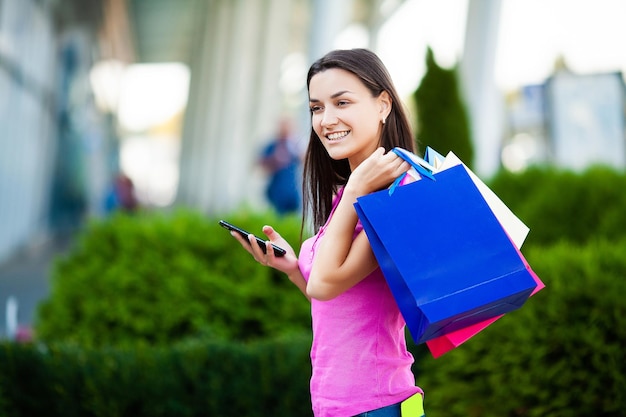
left=306, top=148, right=410, bottom=300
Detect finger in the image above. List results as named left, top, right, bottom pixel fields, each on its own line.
left=371, top=147, right=386, bottom=160
left=399, top=163, right=412, bottom=179
left=247, top=234, right=266, bottom=260
left=231, top=231, right=254, bottom=254
left=263, top=225, right=288, bottom=249
left=241, top=233, right=263, bottom=264
left=381, top=153, right=407, bottom=173
left=264, top=240, right=276, bottom=263
left=383, top=152, right=406, bottom=170
left=389, top=150, right=408, bottom=163
left=262, top=225, right=277, bottom=239
left=393, top=160, right=410, bottom=175
left=390, top=151, right=409, bottom=166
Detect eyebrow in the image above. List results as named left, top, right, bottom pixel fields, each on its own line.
left=309, top=90, right=353, bottom=103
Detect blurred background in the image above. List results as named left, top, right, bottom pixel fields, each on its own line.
left=1, top=0, right=625, bottom=337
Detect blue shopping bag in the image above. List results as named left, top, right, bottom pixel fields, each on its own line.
left=354, top=163, right=538, bottom=344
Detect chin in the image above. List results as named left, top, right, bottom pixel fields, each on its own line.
left=325, top=149, right=350, bottom=162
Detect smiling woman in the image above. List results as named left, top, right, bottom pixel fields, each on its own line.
left=308, top=68, right=388, bottom=169
left=228, top=48, right=425, bottom=417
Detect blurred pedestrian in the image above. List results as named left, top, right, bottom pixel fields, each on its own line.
left=259, top=117, right=302, bottom=215
left=104, top=173, right=139, bottom=213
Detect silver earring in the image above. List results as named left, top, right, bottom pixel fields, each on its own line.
left=382, top=116, right=386, bottom=124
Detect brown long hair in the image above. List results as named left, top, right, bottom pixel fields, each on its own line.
left=303, top=48, right=417, bottom=232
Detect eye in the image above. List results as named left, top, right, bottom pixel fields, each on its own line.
left=337, top=100, right=349, bottom=107
left=309, top=105, right=323, bottom=114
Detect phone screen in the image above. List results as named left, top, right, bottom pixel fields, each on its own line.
left=219, top=220, right=286, bottom=257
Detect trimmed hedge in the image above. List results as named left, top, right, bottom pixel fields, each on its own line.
left=416, top=239, right=626, bottom=416
left=35, top=209, right=311, bottom=347
left=1, top=239, right=622, bottom=415
left=0, top=336, right=313, bottom=417
left=16, top=166, right=626, bottom=416
left=487, top=165, right=626, bottom=246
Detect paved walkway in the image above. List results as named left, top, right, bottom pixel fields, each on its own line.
left=0, top=235, right=74, bottom=340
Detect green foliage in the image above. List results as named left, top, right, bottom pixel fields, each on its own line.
left=35, top=209, right=310, bottom=347
left=24, top=166, right=626, bottom=416
left=10, top=237, right=626, bottom=416
left=413, top=47, right=474, bottom=168
left=487, top=165, right=626, bottom=246
left=0, top=336, right=313, bottom=417
left=416, top=239, right=626, bottom=416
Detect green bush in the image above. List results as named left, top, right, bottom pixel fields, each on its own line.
left=13, top=238, right=626, bottom=416
left=28, top=167, right=626, bottom=416
left=0, top=336, right=313, bottom=417
left=416, top=239, right=626, bottom=416
left=35, top=209, right=310, bottom=347
left=487, top=165, right=626, bottom=246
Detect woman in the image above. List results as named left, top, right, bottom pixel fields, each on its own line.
left=231, top=48, right=425, bottom=417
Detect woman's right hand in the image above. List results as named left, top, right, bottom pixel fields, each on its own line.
left=230, top=225, right=300, bottom=276
left=231, top=225, right=309, bottom=298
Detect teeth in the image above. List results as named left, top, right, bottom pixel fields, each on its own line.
left=327, top=131, right=349, bottom=140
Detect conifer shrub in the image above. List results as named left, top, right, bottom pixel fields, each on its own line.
left=413, top=47, right=474, bottom=168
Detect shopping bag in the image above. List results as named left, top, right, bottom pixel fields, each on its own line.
left=413, top=147, right=545, bottom=357
left=426, top=244, right=544, bottom=357
left=394, top=147, right=530, bottom=249
left=354, top=153, right=538, bottom=344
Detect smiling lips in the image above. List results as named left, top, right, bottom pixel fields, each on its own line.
left=326, top=130, right=350, bottom=141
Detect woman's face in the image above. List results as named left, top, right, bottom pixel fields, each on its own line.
left=308, top=68, right=389, bottom=170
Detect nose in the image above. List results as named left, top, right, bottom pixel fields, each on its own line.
left=320, top=108, right=338, bottom=127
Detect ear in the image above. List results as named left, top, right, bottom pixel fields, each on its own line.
left=378, top=91, right=392, bottom=120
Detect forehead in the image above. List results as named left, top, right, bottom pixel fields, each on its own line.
left=308, top=68, right=368, bottom=99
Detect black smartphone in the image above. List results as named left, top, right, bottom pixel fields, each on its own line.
left=219, top=220, right=287, bottom=257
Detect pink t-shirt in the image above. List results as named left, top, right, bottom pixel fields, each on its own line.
left=298, top=189, right=422, bottom=417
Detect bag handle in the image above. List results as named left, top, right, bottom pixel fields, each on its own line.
left=389, top=147, right=436, bottom=194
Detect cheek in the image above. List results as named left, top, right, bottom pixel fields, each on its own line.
left=311, top=115, right=323, bottom=138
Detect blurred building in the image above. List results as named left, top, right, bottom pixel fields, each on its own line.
left=502, top=64, right=626, bottom=172
left=2, top=0, right=625, bottom=267
left=0, top=0, right=131, bottom=262
left=0, top=0, right=401, bottom=263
